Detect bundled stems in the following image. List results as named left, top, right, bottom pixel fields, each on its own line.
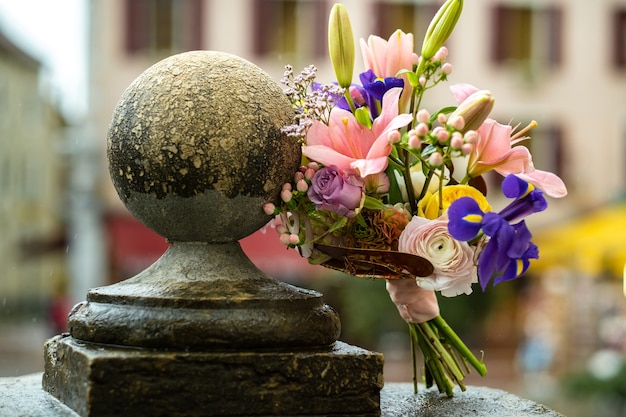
left=408, top=315, right=487, bottom=397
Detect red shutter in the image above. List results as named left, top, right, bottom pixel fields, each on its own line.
left=124, top=0, right=149, bottom=54
left=546, top=7, right=563, bottom=67
left=253, top=0, right=273, bottom=56
left=614, top=9, right=626, bottom=69
left=184, top=0, right=204, bottom=51
left=312, top=0, right=327, bottom=59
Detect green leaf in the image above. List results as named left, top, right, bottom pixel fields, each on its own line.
left=363, top=195, right=387, bottom=210
left=421, top=144, right=437, bottom=158
left=407, top=71, right=419, bottom=88
left=385, top=165, right=404, bottom=205
left=430, top=106, right=457, bottom=123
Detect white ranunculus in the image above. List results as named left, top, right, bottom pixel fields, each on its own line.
left=394, top=163, right=450, bottom=202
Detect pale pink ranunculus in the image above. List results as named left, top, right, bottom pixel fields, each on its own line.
left=398, top=216, right=477, bottom=297
left=360, top=30, right=419, bottom=109
left=385, top=278, right=440, bottom=323
left=450, top=83, right=567, bottom=198
left=302, top=88, right=412, bottom=178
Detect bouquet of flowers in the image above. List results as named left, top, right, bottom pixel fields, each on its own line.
left=263, top=0, right=567, bottom=397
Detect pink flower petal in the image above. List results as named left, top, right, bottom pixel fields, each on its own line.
left=372, top=88, right=412, bottom=137
left=351, top=156, right=389, bottom=178
left=514, top=170, right=568, bottom=198
left=450, top=83, right=480, bottom=104
left=301, top=144, right=355, bottom=172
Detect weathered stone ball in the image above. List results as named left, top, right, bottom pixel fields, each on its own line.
left=107, top=51, right=300, bottom=242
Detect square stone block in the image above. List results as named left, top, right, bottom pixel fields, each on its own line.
left=43, top=335, right=384, bottom=417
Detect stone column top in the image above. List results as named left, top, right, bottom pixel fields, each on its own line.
left=107, top=50, right=300, bottom=243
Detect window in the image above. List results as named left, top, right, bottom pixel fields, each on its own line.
left=527, top=124, right=565, bottom=182
left=253, top=0, right=327, bottom=60
left=491, top=5, right=562, bottom=70
left=613, top=9, right=626, bottom=69
left=372, top=1, right=438, bottom=45
left=124, top=0, right=204, bottom=56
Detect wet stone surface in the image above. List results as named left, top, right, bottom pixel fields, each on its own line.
left=1, top=374, right=564, bottom=417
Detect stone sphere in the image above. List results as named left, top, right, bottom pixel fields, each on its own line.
left=107, top=51, right=300, bottom=242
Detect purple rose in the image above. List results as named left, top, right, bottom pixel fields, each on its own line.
left=308, top=165, right=364, bottom=218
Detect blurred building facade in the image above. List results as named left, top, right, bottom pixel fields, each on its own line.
left=0, top=28, right=68, bottom=318
left=84, top=0, right=626, bottom=381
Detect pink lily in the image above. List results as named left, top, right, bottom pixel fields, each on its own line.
left=449, top=82, right=480, bottom=103
left=451, top=83, right=567, bottom=198
left=361, top=29, right=418, bottom=79
left=303, top=88, right=412, bottom=178
left=468, top=119, right=567, bottom=198
left=360, top=30, right=419, bottom=109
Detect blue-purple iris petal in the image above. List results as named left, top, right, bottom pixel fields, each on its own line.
left=477, top=240, right=499, bottom=290
left=501, top=174, right=531, bottom=199
left=447, top=197, right=484, bottom=241
left=477, top=221, right=540, bottom=289
left=494, top=242, right=538, bottom=285
left=505, top=221, right=533, bottom=258
left=363, top=77, right=404, bottom=101
left=499, top=190, right=548, bottom=223
left=496, top=259, right=527, bottom=285
left=357, top=71, right=380, bottom=115
left=464, top=176, right=546, bottom=291
left=359, top=69, right=377, bottom=85
left=480, top=212, right=506, bottom=237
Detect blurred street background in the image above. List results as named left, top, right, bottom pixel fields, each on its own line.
left=2, top=1, right=626, bottom=416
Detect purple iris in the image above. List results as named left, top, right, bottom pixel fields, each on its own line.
left=359, top=70, right=404, bottom=101
left=447, top=175, right=547, bottom=290
left=334, top=84, right=367, bottom=112
left=498, top=175, right=548, bottom=222
left=331, top=70, right=404, bottom=119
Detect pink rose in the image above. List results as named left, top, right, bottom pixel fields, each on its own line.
left=307, top=165, right=364, bottom=218
left=398, top=216, right=477, bottom=297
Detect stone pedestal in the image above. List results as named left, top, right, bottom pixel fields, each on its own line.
left=42, top=50, right=385, bottom=416
left=44, top=337, right=382, bottom=417
left=43, top=241, right=384, bottom=416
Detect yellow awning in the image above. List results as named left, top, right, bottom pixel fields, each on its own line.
left=532, top=203, right=626, bottom=277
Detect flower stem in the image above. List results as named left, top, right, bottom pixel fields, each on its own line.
left=401, top=149, right=418, bottom=213
left=432, top=315, right=487, bottom=376
left=408, top=315, right=487, bottom=397
left=409, top=324, right=419, bottom=394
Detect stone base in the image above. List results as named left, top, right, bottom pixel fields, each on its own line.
left=42, top=335, right=384, bottom=417
left=3, top=374, right=565, bottom=417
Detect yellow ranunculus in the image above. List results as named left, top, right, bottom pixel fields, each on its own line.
left=418, top=185, right=491, bottom=219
